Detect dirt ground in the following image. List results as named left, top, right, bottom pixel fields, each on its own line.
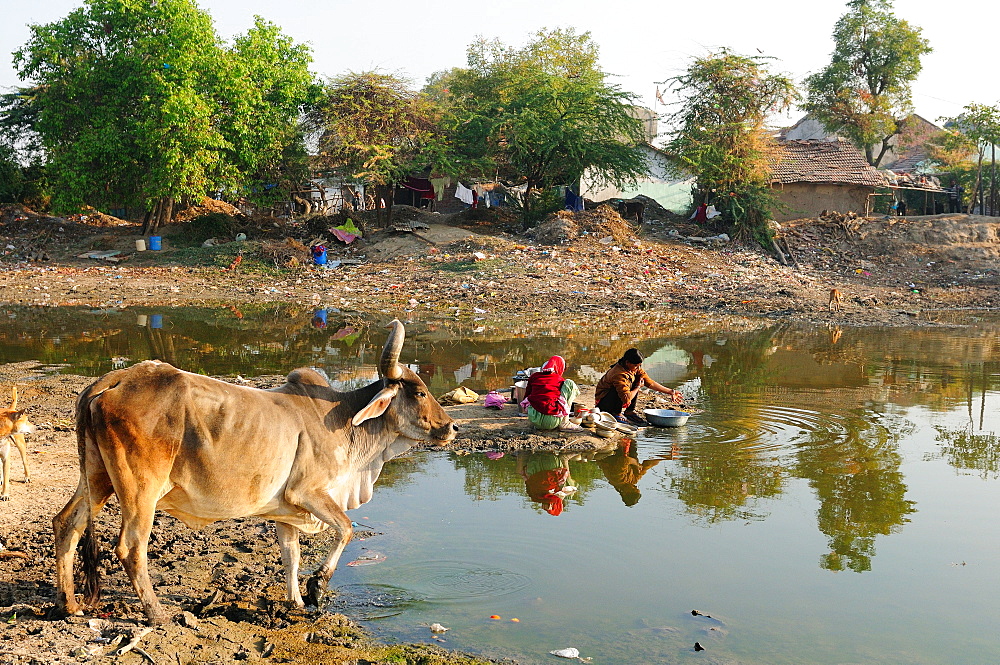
left=2, top=202, right=998, bottom=326
left=1, top=201, right=999, bottom=663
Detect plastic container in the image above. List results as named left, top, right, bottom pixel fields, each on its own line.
left=311, top=245, right=327, bottom=265
left=149, top=314, right=163, bottom=329
left=148, top=236, right=162, bottom=251
left=135, top=239, right=146, bottom=251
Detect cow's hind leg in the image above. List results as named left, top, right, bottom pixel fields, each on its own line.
left=53, top=471, right=113, bottom=616
left=297, top=494, right=354, bottom=608
left=110, top=465, right=171, bottom=625
left=275, top=522, right=304, bottom=607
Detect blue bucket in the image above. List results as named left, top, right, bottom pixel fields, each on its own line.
left=148, top=236, right=162, bottom=251
left=150, top=314, right=163, bottom=329
left=311, top=245, right=327, bottom=265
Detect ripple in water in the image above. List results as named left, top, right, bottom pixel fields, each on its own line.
left=384, top=560, right=532, bottom=603
left=326, top=584, right=423, bottom=620
left=638, top=400, right=862, bottom=459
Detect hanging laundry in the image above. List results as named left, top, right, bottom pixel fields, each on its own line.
left=455, top=182, right=475, bottom=205
left=565, top=187, right=584, bottom=212
left=430, top=176, right=451, bottom=201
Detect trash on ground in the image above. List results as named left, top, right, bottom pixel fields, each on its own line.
left=346, top=552, right=386, bottom=567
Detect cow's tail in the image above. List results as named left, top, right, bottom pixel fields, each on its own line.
left=75, top=382, right=105, bottom=608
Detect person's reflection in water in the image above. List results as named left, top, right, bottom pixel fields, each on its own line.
left=595, top=438, right=664, bottom=507
left=517, top=452, right=576, bottom=516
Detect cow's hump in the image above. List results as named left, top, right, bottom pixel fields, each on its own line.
left=285, top=367, right=331, bottom=387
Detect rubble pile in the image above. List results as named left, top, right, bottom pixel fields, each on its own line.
left=258, top=237, right=310, bottom=268
left=530, top=204, right=638, bottom=246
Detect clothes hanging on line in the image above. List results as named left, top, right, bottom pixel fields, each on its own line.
left=430, top=176, right=451, bottom=201
left=455, top=182, right=475, bottom=205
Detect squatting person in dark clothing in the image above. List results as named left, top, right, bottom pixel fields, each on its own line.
left=594, top=348, right=684, bottom=426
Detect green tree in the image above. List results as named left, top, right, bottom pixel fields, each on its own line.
left=664, top=50, right=797, bottom=243
left=924, top=127, right=977, bottom=169
left=444, top=28, right=648, bottom=228
left=306, top=71, right=447, bottom=227
left=13, top=0, right=315, bottom=229
left=804, top=0, right=932, bottom=167
left=948, top=103, right=1000, bottom=214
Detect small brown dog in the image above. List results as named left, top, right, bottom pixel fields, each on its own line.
left=828, top=288, right=844, bottom=312
left=1, top=386, right=35, bottom=500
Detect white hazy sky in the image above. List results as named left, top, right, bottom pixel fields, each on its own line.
left=2, top=0, right=996, bottom=137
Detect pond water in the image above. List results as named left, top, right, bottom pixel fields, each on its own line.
left=4, top=305, right=1000, bottom=664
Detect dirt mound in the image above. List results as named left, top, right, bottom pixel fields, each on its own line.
left=779, top=213, right=1000, bottom=283
left=529, top=204, right=638, bottom=245
left=174, top=197, right=245, bottom=223
left=63, top=206, right=132, bottom=227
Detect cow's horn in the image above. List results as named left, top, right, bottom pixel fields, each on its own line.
left=380, top=319, right=404, bottom=380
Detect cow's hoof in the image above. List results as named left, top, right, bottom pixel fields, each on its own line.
left=146, top=611, right=170, bottom=626
left=304, top=576, right=325, bottom=608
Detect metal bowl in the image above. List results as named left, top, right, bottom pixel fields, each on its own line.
left=593, top=425, right=617, bottom=438
left=643, top=409, right=691, bottom=427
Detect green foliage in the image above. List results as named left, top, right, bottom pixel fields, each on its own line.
left=176, top=212, right=240, bottom=244
left=13, top=0, right=316, bottom=215
left=665, top=50, right=797, bottom=242
left=307, top=72, right=446, bottom=187
left=924, top=127, right=978, bottom=169
left=442, top=28, right=648, bottom=228
left=509, top=187, right=564, bottom=224
left=804, top=0, right=932, bottom=166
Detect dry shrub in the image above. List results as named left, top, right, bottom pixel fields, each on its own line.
left=259, top=237, right=310, bottom=268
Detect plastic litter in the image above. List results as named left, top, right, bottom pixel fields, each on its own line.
left=550, top=647, right=580, bottom=658
left=429, top=623, right=449, bottom=633
left=346, top=552, right=386, bottom=567
left=484, top=391, right=509, bottom=409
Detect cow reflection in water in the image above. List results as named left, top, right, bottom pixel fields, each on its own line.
left=594, top=439, right=667, bottom=507
left=517, top=452, right=578, bottom=516
left=53, top=319, right=457, bottom=625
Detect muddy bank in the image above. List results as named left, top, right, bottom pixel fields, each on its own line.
left=1, top=204, right=998, bottom=327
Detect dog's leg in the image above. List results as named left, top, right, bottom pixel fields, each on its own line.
left=11, top=433, right=29, bottom=482
left=1, top=439, right=9, bottom=500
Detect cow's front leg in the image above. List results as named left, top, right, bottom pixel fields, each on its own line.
left=275, top=522, right=304, bottom=607
left=296, top=494, right=353, bottom=608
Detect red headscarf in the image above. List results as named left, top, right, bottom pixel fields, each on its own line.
left=541, top=355, right=565, bottom=375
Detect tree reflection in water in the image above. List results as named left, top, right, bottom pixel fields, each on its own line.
left=794, top=411, right=916, bottom=573
left=931, top=426, right=1000, bottom=479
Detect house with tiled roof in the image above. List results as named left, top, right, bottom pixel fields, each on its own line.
left=768, top=138, right=887, bottom=221
left=779, top=113, right=943, bottom=173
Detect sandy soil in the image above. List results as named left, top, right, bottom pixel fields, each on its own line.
left=1, top=202, right=999, bottom=662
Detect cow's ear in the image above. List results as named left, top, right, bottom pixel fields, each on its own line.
left=352, top=385, right=400, bottom=426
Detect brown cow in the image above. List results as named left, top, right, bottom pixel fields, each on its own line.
left=53, top=319, right=457, bottom=625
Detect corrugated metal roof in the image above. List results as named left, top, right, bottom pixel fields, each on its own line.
left=770, top=139, right=886, bottom=187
